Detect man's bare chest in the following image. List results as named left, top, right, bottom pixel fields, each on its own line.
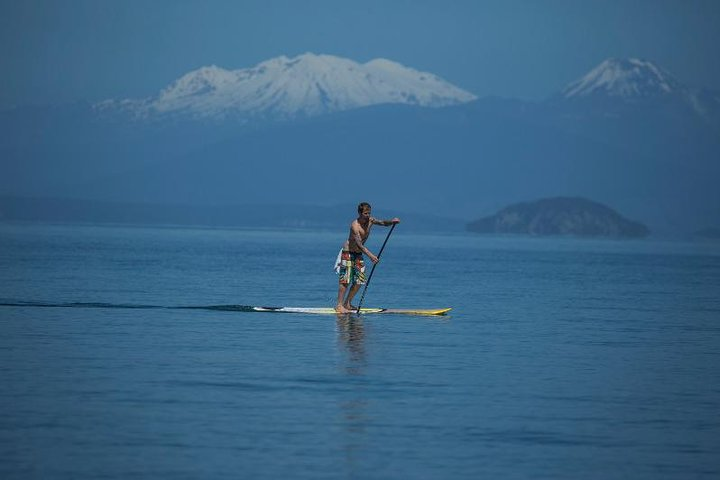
left=351, top=222, right=371, bottom=241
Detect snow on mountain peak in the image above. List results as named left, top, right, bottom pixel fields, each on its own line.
left=158, top=65, right=236, bottom=101
left=562, top=58, right=683, bottom=100
left=100, top=53, right=477, bottom=120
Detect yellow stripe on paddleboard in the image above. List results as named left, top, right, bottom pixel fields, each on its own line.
left=252, top=307, right=451, bottom=315
left=381, top=308, right=452, bottom=315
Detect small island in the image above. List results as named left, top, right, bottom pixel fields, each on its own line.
left=467, top=197, right=649, bottom=238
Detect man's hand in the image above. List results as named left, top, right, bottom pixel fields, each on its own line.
left=368, top=253, right=379, bottom=264
left=391, top=217, right=400, bottom=224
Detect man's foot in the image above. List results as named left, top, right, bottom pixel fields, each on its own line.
left=334, top=305, right=351, bottom=314
left=344, top=304, right=357, bottom=311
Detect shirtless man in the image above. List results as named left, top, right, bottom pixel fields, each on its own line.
left=335, top=202, right=400, bottom=313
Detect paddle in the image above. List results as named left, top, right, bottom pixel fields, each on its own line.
left=356, top=222, right=397, bottom=314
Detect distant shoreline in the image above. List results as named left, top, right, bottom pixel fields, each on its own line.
left=0, top=195, right=465, bottom=233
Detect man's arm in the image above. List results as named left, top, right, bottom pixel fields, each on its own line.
left=352, top=223, right=379, bottom=264
left=370, top=217, right=401, bottom=226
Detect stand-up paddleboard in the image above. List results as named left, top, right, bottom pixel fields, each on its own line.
left=0, top=302, right=451, bottom=316
left=251, top=306, right=452, bottom=316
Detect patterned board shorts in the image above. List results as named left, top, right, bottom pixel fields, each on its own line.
left=338, top=251, right=366, bottom=286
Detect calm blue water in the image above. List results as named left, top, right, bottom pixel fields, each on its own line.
left=1, top=223, right=719, bottom=479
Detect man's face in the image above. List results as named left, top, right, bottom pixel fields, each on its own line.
left=360, top=208, right=371, bottom=221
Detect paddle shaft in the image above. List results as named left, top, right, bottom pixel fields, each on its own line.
left=356, top=223, right=396, bottom=314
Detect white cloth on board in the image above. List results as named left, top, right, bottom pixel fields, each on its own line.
left=333, top=248, right=343, bottom=274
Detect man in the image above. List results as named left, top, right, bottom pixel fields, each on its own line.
left=335, top=202, right=400, bottom=313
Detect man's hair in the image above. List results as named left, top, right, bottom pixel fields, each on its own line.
left=357, top=202, right=371, bottom=214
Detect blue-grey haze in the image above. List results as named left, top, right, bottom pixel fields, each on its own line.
left=2, top=95, right=718, bottom=236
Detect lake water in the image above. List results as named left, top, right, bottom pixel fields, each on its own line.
left=1, top=223, right=719, bottom=479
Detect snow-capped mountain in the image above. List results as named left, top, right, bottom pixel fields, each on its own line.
left=96, top=53, right=477, bottom=120
left=555, top=57, right=720, bottom=120
left=5, top=56, right=720, bottom=236
left=561, top=58, right=684, bottom=100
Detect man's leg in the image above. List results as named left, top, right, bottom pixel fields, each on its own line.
left=344, top=283, right=362, bottom=309
left=335, top=282, right=350, bottom=313
left=335, top=253, right=352, bottom=313
left=344, top=256, right=366, bottom=309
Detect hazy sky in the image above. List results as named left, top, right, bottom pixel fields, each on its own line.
left=1, top=0, right=719, bottom=108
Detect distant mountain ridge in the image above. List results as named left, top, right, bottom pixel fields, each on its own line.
left=94, top=53, right=477, bottom=121
left=0, top=196, right=464, bottom=232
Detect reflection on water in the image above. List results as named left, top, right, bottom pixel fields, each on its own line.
left=336, top=314, right=366, bottom=375
left=336, top=314, right=369, bottom=473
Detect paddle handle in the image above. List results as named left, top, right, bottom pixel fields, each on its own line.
left=356, top=223, right=396, bottom=313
